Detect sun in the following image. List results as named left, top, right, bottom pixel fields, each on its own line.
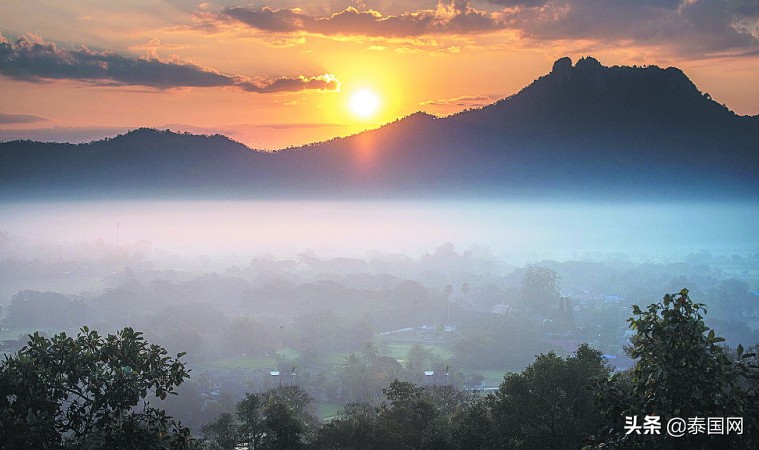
left=349, top=89, right=380, bottom=119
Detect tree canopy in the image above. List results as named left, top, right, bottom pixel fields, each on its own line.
left=595, top=289, right=759, bottom=449
left=0, top=327, right=190, bottom=449
left=521, top=264, right=560, bottom=311
left=489, top=344, right=610, bottom=449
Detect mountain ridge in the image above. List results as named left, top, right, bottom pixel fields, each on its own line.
left=1, top=57, right=757, bottom=200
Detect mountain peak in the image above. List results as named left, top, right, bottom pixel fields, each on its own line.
left=550, top=55, right=603, bottom=75
left=575, top=56, right=602, bottom=70
left=551, top=56, right=573, bottom=74
left=1, top=57, right=756, bottom=200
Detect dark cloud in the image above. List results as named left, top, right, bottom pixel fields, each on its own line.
left=504, top=0, right=759, bottom=55
left=219, top=2, right=503, bottom=37
left=212, top=0, right=759, bottom=56
left=239, top=74, right=340, bottom=93
left=0, top=33, right=233, bottom=88
left=485, top=0, right=680, bottom=7
left=0, top=33, right=340, bottom=93
left=0, top=112, right=48, bottom=124
left=224, top=6, right=306, bottom=32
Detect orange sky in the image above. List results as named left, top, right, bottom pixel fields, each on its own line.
left=1, top=1, right=758, bottom=149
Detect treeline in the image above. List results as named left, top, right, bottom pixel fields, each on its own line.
left=5, top=249, right=758, bottom=358
left=2, top=290, right=758, bottom=449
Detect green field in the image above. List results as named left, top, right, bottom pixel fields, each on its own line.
left=383, top=343, right=454, bottom=361
left=315, top=402, right=344, bottom=421
left=475, top=369, right=510, bottom=386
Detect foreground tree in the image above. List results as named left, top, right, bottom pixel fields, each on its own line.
left=0, top=327, right=191, bottom=449
left=488, top=344, right=610, bottom=449
left=596, top=289, right=759, bottom=449
left=202, top=386, right=317, bottom=450
left=201, top=413, right=237, bottom=450
left=313, top=380, right=481, bottom=450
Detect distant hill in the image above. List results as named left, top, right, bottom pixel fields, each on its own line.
left=2, top=57, right=757, bottom=200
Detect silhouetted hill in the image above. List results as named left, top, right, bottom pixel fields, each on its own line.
left=0, top=129, right=280, bottom=198
left=1, top=57, right=757, bottom=200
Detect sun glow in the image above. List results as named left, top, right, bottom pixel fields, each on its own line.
left=349, top=89, right=380, bottom=118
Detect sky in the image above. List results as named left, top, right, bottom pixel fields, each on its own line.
left=1, top=0, right=758, bottom=149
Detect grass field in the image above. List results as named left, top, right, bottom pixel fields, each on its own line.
left=315, top=402, right=344, bottom=421
left=475, top=369, right=509, bottom=386
left=384, top=343, right=454, bottom=361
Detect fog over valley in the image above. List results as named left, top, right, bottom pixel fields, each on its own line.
left=3, top=200, right=757, bottom=265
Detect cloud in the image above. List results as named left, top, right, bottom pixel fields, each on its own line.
left=0, top=112, right=48, bottom=124
left=420, top=94, right=494, bottom=107
left=223, top=6, right=307, bottom=33
left=483, top=0, right=550, bottom=6
left=238, top=74, right=340, bottom=93
left=217, top=2, right=503, bottom=38
left=209, top=1, right=759, bottom=56
left=0, top=33, right=340, bottom=93
left=502, top=0, right=759, bottom=55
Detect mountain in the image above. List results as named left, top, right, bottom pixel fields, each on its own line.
left=2, top=56, right=758, bottom=200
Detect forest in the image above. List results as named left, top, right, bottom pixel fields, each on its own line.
left=1, top=231, right=758, bottom=448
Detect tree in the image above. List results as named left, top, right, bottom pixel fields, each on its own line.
left=521, top=264, right=560, bottom=312
left=595, top=289, right=759, bottom=449
left=6, top=290, right=91, bottom=329
left=0, top=327, right=190, bottom=449
left=713, top=278, right=752, bottom=317
left=314, top=380, right=485, bottom=450
left=376, top=380, right=441, bottom=449
left=201, top=386, right=317, bottom=450
left=488, top=344, right=610, bottom=449
left=341, top=352, right=374, bottom=403
left=261, top=385, right=318, bottom=437
left=201, top=413, right=237, bottom=450
left=261, top=402, right=304, bottom=450
left=236, top=393, right=265, bottom=450
left=313, top=403, right=379, bottom=450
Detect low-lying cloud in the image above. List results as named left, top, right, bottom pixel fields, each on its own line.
left=420, top=94, right=495, bottom=107
left=0, top=112, right=48, bottom=124
left=238, top=74, right=339, bottom=93
left=0, top=33, right=340, bottom=93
